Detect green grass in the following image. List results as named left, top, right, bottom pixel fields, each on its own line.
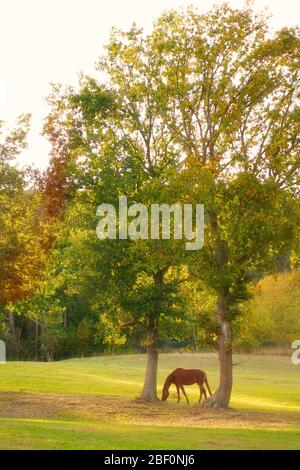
left=1, top=353, right=299, bottom=410
left=1, top=418, right=299, bottom=450
left=1, top=353, right=300, bottom=449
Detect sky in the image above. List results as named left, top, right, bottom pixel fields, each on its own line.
left=0, top=0, right=299, bottom=170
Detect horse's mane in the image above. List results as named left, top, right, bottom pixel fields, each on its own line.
left=162, top=372, right=174, bottom=393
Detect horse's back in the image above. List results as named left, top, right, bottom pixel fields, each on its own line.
left=172, top=368, right=206, bottom=385
left=173, top=368, right=205, bottom=375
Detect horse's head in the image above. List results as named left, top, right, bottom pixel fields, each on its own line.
left=161, top=388, right=169, bottom=401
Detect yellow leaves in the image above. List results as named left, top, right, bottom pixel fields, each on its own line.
left=204, top=155, right=222, bottom=174
left=241, top=270, right=300, bottom=346
left=181, top=154, right=199, bottom=168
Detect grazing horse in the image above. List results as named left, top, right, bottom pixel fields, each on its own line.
left=161, top=368, right=212, bottom=404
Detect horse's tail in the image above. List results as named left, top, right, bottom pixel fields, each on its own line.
left=204, top=376, right=212, bottom=396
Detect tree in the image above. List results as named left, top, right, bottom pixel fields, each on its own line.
left=0, top=114, right=32, bottom=306
left=43, top=60, right=184, bottom=399
left=93, top=229, right=186, bottom=400
left=0, top=115, right=49, bottom=356
left=149, top=4, right=300, bottom=407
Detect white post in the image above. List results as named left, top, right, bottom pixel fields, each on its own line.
left=0, top=340, right=6, bottom=364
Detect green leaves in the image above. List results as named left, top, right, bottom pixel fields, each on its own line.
left=0, top=114, right=31, bottom=163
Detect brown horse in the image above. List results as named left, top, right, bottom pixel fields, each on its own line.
left=161, top=368, right=212, bottom=404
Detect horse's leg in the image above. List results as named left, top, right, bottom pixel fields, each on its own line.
left=198, top=384, right=203, bottom=403
left=202, top=385, right=207, bottom=401
left=180, top=385, right=189, bottom=404
left=176, top=384, right=180, bottom=403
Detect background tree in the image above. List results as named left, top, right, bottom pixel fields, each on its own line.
left=0, top=115, right=48, bottom=356
left=235, top=270, right=300, bottom=349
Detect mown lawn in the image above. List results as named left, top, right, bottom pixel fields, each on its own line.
left=0, top=353, right=299, bottom=449
left=1, top=417, right=300, bottom=450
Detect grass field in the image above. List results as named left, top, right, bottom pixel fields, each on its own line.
left=0, top=353, right=299, bottom=449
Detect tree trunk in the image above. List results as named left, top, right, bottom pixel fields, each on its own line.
left=192, top=325, right=199, bottom=351
left=8, top=311, right=19, bottom=358
left=35, top=320, right=39, bottom=361
left=204, top=292, right=233, bottom=408
left=8, top=312, right=16, bottom=340
left=140, top=267, right=168, bottom=401
left=140, top=325, right=159, bottom=401
left=63, top=311, right=68, bottom=329
left=205, top=214, right=233, bottom=408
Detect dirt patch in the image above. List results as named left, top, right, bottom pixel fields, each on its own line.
left=1, top=391, right=299, bottom=429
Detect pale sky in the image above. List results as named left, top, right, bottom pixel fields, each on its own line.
left=0, top=0, right=299, bottom=170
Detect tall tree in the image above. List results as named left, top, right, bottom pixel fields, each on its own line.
left=149, top=4, right=300, bottom=407
left=43, top=50, right=184, bottom=399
